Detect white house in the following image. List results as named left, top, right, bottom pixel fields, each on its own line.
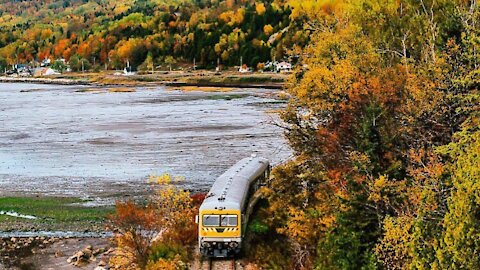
left=238, top=64, right=252, bottom=73
left=276, top=61, right=292, bottom=73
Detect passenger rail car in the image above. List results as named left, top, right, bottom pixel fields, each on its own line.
left=197, top=156, right=270, bottom=258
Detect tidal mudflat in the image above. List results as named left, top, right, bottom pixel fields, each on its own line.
left=0, top=83, right=290, bottom=203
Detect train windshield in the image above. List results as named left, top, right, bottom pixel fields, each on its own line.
left=203, top=215, right=220, bottom=226
left=221, top=215, right=238, bottom=227
left=202, top=214, right=238, bottom=226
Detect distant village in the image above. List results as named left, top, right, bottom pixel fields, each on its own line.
left=3, top=57, right=293, bottom=77
left=5, top=58, right=63, bottom=77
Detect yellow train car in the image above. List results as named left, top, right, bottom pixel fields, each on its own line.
left=197, top=156, right=270, bottom=258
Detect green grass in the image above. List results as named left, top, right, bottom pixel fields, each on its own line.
left=205, top=94, right=248, bottom=100
left=186, top=74, right=285, bottom=85
left=0, top=197, right=114, bottom=231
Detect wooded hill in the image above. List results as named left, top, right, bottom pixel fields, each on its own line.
left=0, top=0, right=306, bottom=70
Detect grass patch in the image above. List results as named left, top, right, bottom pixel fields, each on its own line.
left=174, top=86, right=236, bottom=92
left=0, top=197, right=114, bottom=231
left=204, top=94, right=248, bottom=100
left=75, top=88, right=103, bottom=93
left=184, top=74, right=285, bottom=85
left=108, top=87, right=136, bottom=93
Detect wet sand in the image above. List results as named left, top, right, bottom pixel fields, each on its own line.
left=0, top=83, right=290, bottom=203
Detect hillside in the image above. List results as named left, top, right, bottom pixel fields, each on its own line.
left=0, top=0, right=306, bottom=70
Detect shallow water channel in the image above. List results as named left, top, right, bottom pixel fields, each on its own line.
left=0, top=83, right=290, bottom=203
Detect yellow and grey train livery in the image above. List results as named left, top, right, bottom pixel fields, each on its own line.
left=197, top=156, right=270, bottom=258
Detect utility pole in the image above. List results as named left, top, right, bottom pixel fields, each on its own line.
left=240, top=56, right=243, bottom=67
left=193, top=57, right=196, bottom=71
left=273, top=55, right=276, bottom=72
left=81, top=59, right=84, bottom=73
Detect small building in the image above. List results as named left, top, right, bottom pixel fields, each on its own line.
left=276, top=61, right=292, bottom=73
left=33, top=67, right=60, bottom=77
left=15, top=64, right=32, bottom=77
left=40, top=58, right=51, bottom=67
left=238, top=64, right=252, bottom=73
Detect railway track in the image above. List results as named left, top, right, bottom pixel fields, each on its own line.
left=200, top=258, right=236, bottom=270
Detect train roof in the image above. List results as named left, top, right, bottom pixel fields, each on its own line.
left=200, top=156, right=269, bottom=212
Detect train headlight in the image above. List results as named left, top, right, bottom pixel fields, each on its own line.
left=229, top=242, right=239, bottom=248
left=201, top=242, right=211, bottom=248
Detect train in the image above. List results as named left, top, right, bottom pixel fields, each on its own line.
left=197, top=156, right=270, bottom=258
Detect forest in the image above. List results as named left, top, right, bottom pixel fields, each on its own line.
left=261, top=0, right=479, bottom=269
left=0, top=0, right=306, bottom=70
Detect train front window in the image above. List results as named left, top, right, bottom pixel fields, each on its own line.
left=203, top=215, right=220, bottom=226
left=220, top=215, right=238, bottom=226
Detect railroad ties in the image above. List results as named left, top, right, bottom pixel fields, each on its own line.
left=200, top=258, right=237, bottom=270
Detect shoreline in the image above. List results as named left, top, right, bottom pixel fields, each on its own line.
left=164, top=81, right=283, bottom=89
left=0, top=76, right=91, bottom=86
left=0, top=71, right=287, bottom=89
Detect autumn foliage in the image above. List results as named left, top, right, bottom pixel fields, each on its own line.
left=109, top=175, right=201, bottom=269
left=258, top=0, right=480, bottom=269
left=0, top=0, right=301, bottom=70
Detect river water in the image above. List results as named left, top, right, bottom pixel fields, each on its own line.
left=0, top=83, right=290, bottom=202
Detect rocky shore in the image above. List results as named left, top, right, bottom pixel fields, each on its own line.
left=0, top=237, right=113, bottom=270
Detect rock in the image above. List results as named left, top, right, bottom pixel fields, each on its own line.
left=93, top=248, right=105, bottom=256
left=104, top=247, right=115, bottom=255
left=55, top=251, right=64, bottom=258
left=76, top=251, right=85, bottom=258
left=83, top=248, right=93, bottom=258
left=67, top=251, right=84, bottom=264
left=98, top=260, right=107, bottom=267
left=94, top=267, right=107, bottom=270
left=67, top=246, right=102, bottom=267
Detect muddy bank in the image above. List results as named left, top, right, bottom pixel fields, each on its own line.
left=0, top=83, right=290, bottom=203
left=164, top=81, right=283, bottom=89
